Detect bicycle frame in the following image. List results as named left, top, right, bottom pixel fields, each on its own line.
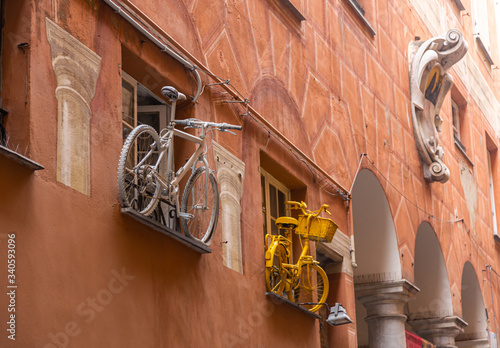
left=269, top=234, right=318, bottom=286
left=150, top=125, right=210, bottom=217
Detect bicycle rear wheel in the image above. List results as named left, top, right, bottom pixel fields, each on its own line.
left=294, top=264, right=329, bottom=312
left=180, top=167, right=219, bottom=245
left=265, top=243, right=287, bottom=296
left=118, top=125, right=162, bottom=216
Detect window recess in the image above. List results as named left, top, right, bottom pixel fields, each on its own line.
left=119, top=71, right=212, bottom=252
left=451, top=90, right=474, bottom=166
left=261, top=168, right=291, bottom=238
left=473, top=0, right=494, bottom=65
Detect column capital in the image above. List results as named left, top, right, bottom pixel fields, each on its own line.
left=355, top=279, right=420, bottom=307
left=46, top=17, right=101, bottom=105
left=355, top=279, right=420, bottom=347
left=409, top=316, right=467, bottom=348
left=212, top=141, right=245, bottom=199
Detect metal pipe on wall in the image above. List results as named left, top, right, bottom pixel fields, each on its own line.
left=103, top=0, right=203, bottom=103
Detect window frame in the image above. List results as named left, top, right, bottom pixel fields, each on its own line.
left=452, top=98, right=462, bottom=144
left=261, top=168, right=291, bottom=237
left=121, top=71, right=170, bottom=141
left=488, top=149, right=498, bottom=236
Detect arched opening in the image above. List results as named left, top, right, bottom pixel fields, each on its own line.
left=352, top=169, right=402, bottom=281
left=352, top=169, right=404, bottom=347
left=409, top=222, right=453, bottom=319
left=407, top=223, right=466, bottom=346
left=456, top=262, right=490, bottom=347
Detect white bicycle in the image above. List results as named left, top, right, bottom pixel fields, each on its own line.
left=118, top=86, right=241, bottom=245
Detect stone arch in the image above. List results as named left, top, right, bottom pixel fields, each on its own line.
left=456, top=262, right=490, bottom=347
left=407, top=222, right=466, bottom=346
left=352, top=169, right=402, bottom=282
left=352, top=169, right=418, bottom=347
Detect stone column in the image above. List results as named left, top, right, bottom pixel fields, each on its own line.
left=46, top=18, right=101, bottom=195
left=409, top=316, right=467, bottom=348
left=212, top=142, right=245, bottom=273
left=355, top=279, right=419, bottom=347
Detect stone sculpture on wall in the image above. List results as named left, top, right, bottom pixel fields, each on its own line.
left=409, top=30, right=467, bottom=183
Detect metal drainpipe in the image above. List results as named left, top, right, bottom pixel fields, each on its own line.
left=102, top=0, right=202, bottom=103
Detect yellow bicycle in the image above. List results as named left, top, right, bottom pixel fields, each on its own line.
left=264, top=201, right=338, bottom=312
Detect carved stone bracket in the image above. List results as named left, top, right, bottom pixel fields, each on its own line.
left=409, top=30, right=467, bottom=183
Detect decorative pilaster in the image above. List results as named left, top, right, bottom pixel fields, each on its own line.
left=212, top=142, right=245, bottom=273
left=409, top=30, right=467, bottom=183
left=356, top=279, right=420, bottom=347
left=409, top=316, right=468, bottom=348
left=46, top=18, right=101, bottom=195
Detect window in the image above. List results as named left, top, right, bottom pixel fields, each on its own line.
left=451, top=89, right=473, bottom=165
left=488, top=150, right=498, bottom=236
left=452, top=98, right=463, bottom=148
left=121, top=71, right=169, bottom=142
left=473, top=0, right=494, bottom=65
left=121, top=71, right=173, bottom=226
left=452, top=0, right=465, bottom=20
left=0, top=1, right=43, bottom=170
left=261, top=168, right=290, bottom=237
left=486, top=132, right=499, bottom=239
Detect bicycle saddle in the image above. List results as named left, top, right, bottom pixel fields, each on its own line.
left=161, top=86, right=180, bottom=102
left=275, top=216, right=299, bottom=229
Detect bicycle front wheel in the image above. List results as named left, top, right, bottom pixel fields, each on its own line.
left=294, top=264, right=329, bottom=312
left=180, top=167, right=219, bottom=245
left=118, top=125, right=162, bottom=216
left=265, top=243, right=287, bottom=296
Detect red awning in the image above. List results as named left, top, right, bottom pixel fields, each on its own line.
left=405, top=330, right=435, bottom=348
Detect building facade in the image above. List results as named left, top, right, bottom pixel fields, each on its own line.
left=1, top=0, right=500, bottom=347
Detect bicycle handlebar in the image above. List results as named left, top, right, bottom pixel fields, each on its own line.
left=284, top=201, right=331, bottom=216
left=173, top=119, right=242, bottom=131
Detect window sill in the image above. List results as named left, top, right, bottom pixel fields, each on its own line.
left=266, top=0, right=305, bottom=35
left=277, top=0, right=305, bottom=21
left=454, top=138, right=474, bottom=167
left=0, top=145, right=44, bottom=171
left=494, top=234, right=500, bottom=244
left=343, top=0, right=376, bottom=36
left=265, top=292, right=321, bottom=320
left=475, top=35, right=494, bottom=66
left=453, top=0, right=465, bottom=11
left=121, top=207, right=211, bottom=254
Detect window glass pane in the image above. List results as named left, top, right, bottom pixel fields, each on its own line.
left=278, top=190, right=286, bottom=218
left=270, top=184, right=277, bottom=219
left=138, top=111, right=160, bottom=133
left=452, top=100, right=460, bottom=140
left=271, top=217, right=279, bottom=235
left=122, top=79, right=135, bottom=126
left=261, top=175, right=267, bottom=234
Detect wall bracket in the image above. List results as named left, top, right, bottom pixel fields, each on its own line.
left=409, top=30, right=468, bottom=183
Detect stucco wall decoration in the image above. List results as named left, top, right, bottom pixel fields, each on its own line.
left=46, top=18, right=101, bottom=195
left=409, top=30, right=467, bottom=183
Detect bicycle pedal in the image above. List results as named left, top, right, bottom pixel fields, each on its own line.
left=178, top=212, right=194, bottom=220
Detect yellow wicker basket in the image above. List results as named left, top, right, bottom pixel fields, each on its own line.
left=296, top=215, right=338, bottom=243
